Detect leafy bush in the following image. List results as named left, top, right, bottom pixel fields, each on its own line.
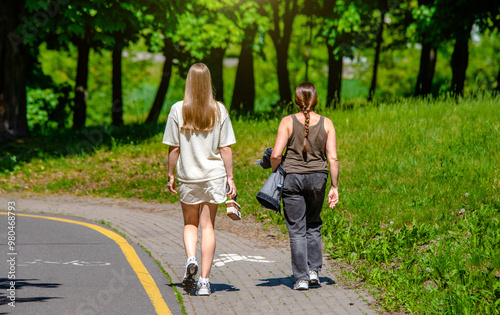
left=1, top=96, right=499, bottom=314
left=27, top=86, right=72, bottom=133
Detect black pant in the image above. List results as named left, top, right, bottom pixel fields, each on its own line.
left=282, top=172, right=328, bottom=281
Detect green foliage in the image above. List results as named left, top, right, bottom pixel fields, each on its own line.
left=26, top=86, right=72, bottom=133
left=324, top=204, right=500, bottom=313
left=12, top=2, right=500, bottom=311
left=1, top=97, right=499, bottom=314
left=21, top=0, right=500, bottom=129
left=320, top=96, right=500, bottom=313
left=467, top=29, right=500, bottom=93
left=321, top=0, right=362, bottom=49
left=26, top=89, right=54, bottom=130
left=174, top=0, right=241, bottom=60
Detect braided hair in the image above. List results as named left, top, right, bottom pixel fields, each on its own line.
left=294, top=83, right=318, bottom=159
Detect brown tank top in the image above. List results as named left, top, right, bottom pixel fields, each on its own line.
left=282, top=114, right=328, bottom=174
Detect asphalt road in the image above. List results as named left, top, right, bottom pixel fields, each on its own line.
left=0, top=212, right=181, bottom=315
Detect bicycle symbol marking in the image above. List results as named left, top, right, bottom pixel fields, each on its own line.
left=213, top=254, right=274, bottom=267
left=19, top=259, right=111, bottom=266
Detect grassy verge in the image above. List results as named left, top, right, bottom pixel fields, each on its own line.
left=1, top=96, right=499, bottom=313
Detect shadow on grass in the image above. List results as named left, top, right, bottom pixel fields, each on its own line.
left=0, top=108, right=289, bottom=173
left=0, top=101, right=382, bottom=174
left=0, top=122, right=167, bottom=173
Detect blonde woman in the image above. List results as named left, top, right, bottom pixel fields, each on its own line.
left=163, top=63, right=237, bottom=296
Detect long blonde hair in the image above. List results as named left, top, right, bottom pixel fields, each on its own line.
left=181, top=63, right=220, bottom=131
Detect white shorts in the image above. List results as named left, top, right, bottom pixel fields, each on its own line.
left=178, top=177, right=228, bottom=205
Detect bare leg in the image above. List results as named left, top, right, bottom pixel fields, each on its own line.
left=199, top=202, right=218, bottom=278
left=182, top=203, right=200, bottom=259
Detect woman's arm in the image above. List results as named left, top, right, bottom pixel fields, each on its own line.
left=270, top=116, right=292, bottom=171
left=325, top=118, right=339, bottom=208
left=167, top=146, right=180, bottom=193
left=220, top=145, right=237, bottom=198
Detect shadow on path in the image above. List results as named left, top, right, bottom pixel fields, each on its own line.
left=0, top=278, right=62, bottom=308
left=256, top=276, right=335, bottom=289
left=168, top=282, right=240, bottom=294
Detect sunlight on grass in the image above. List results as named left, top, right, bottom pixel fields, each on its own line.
left=1, top=96, right=499, bottom=313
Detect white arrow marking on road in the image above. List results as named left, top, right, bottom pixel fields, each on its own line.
left=213, top=254, right=274, bottom=267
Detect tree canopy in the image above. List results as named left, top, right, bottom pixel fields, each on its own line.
left=1, top=0, right=499, bottom=139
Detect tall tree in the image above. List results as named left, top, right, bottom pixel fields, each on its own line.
left=102, top=0, right=145, bottom=126
left=450, top=24, right=472, bottom=96
left=144, top=0, right=183, bottom=124
left=73, top=27, right=92, bottom=129
left=430, top=0, right=498, bottom=96
left=360, top=0, right=414, bottom=101
left=413, top=0, right=439, bottom=96
left=368, top=1, right=388, bottom=102
left=204, top=47, right=226, bottom=102
left=175, top=0, right=240, bottom=104
left=146, top=38, right=176, bottom=123
left=320, top=0, right=361, bottom=108
left=0, top=0, right=28, bottom=142
left=48, top=0, right=110, bottom=129
left=111, top=37, right=124, bottom=126
left=414, top=43, right=437, bottom=96
left=227, top=0, right=268, bottom=114
left=473, top=1, right=500, bottom=94
left=258, top=0, right=300, bottom=107
left=496, top=68, right=500, bottom=93
left=231, top=26, right=257, bottom=114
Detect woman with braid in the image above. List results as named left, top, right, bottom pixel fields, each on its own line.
left=270, top=82, right=339, bottom=290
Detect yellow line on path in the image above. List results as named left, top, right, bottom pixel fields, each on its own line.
left=1, top=212, right=172, bottom=315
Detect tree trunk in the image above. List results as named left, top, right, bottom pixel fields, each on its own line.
left=451, top=25, right=471, bottom=96
left=111, top=39, right=124, bottom=126
left=305, top=14, right=313, bottom=82
left=73, top=30, right=92, bottom=130
left=415, top=43, right=437, bottom=96
left=146, top=39, right=174, bottom=124
left=0, top=0, right=28, bottom=143
left=368, top=10, right=386, bottom=102
left=268, top=0, right=298, bottom=107
left=231, top=26, right=257, bottom=114
left=204, top=47, right=225, bottom=103
left=275, top=43, right=293, bottom=107
left=496, top=65, right=500, bottom=93
left=327, top=42, right=343, bottom=109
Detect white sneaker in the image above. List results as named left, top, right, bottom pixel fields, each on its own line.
left=182, top=257, right=198, bottom=292
left=196, top=280, right=211, bottom=296
left=309, top=270, right=319, bottom=286
left=293, top=279, right=309, bottom=290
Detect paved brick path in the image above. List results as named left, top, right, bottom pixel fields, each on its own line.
left=1, top=195, right=378, bottom=315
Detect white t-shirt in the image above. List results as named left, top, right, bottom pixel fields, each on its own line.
left=162, top=101, right=236, bottom=183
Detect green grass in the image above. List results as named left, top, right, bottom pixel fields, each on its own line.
left=1, top=96, right=499, bottom=313
left=138, top=243, right=187, bottom=315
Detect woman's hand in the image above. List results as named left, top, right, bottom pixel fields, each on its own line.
left=220, top=146, right=236, bottom=199
left=167, top=146, right=180, bottom=194
left=226, top=178, right=237, bottom=199
left=328, top=186, right=339, bottom=208
left=167, top=175, right=177, bottom=194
